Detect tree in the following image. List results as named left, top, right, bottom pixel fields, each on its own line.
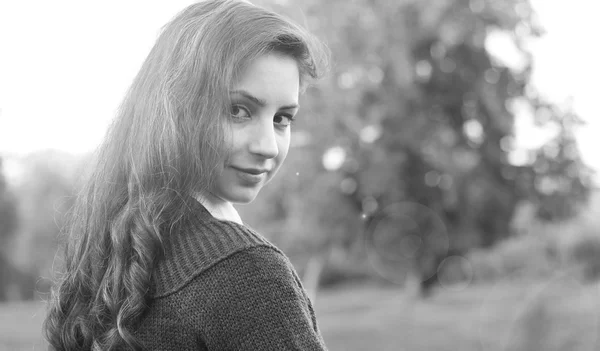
left=246, top=0, right=593, bottom=294
left=0, top=156, right=20, bottom=301
left=525, top=101, right=594, bottom=221
left=0, top=157, right=18, bottom=248
left=5, top=151, right=80, bottom=299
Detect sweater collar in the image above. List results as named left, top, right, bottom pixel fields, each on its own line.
left=151, top=196, right=274, bottom=298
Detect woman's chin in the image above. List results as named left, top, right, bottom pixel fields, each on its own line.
left=224, top=188, right=260, bottom=205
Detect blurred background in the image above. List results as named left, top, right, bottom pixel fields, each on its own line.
left=1, top=0, right=599, bottom=350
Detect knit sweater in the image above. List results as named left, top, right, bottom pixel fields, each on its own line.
left=133, top=198, right=328, bottom=350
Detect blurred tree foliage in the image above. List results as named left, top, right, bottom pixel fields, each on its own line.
left=0, top=151, right=77, bottom=300
left=14, top=153, right=75, bottom=276
left=522, top=100, right=593, bottom=221
left=0, top=156, right=20, bottom=300
left=0, top=157, right=18, bottom=248
left=243, top=0, right=593, bottom=287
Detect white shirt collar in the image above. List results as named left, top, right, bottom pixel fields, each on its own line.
left=193, top=192, right=243, bottom=225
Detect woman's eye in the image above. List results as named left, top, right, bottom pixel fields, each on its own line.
left=231, top=105, right=251, bottom=120
left=274, top=114, right=295, bottom=127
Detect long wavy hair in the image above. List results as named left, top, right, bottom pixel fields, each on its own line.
left=43, top=1, right=328, bottom=349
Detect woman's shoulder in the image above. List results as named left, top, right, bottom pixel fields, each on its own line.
left=147, top=209, right=327, bottom=349
left=187, top=245, right=308, bottom=309
left=207, top=244, right=300, bottom=286
left=151, top=212, right=282, bottom=298
left=172, top=245, right=326, bottom=350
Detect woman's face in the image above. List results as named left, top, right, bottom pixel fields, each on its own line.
left=211, top=53, right=300, bottom=204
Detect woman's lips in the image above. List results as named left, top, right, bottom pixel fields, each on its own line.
left=231, top=166, right=266, bottom=184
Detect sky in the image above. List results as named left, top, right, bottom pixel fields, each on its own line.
left=519, top=0, right=600, bottom=171
left=0, top=0, right=598, bottom=174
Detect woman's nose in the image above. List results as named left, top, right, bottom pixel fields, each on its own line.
left=248, top=119, right=279, bottom=159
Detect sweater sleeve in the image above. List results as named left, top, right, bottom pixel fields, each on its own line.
left=191, top=245, right=328, bottom=351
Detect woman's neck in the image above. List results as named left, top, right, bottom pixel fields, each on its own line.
left=193, top=192, right=243, bottom=225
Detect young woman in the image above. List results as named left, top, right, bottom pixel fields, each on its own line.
left=43, top=0, right=329, bottom=349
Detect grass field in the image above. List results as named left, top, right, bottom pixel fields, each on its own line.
left=317, top=277, right=600, bottom=351
left=1, top=278, right=599, bottom=350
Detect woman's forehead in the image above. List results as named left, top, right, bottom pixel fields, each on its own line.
left=231, top=54, right=299, bottom=103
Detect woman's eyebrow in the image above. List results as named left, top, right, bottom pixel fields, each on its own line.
left=230, top=89, right=299, bottom=110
